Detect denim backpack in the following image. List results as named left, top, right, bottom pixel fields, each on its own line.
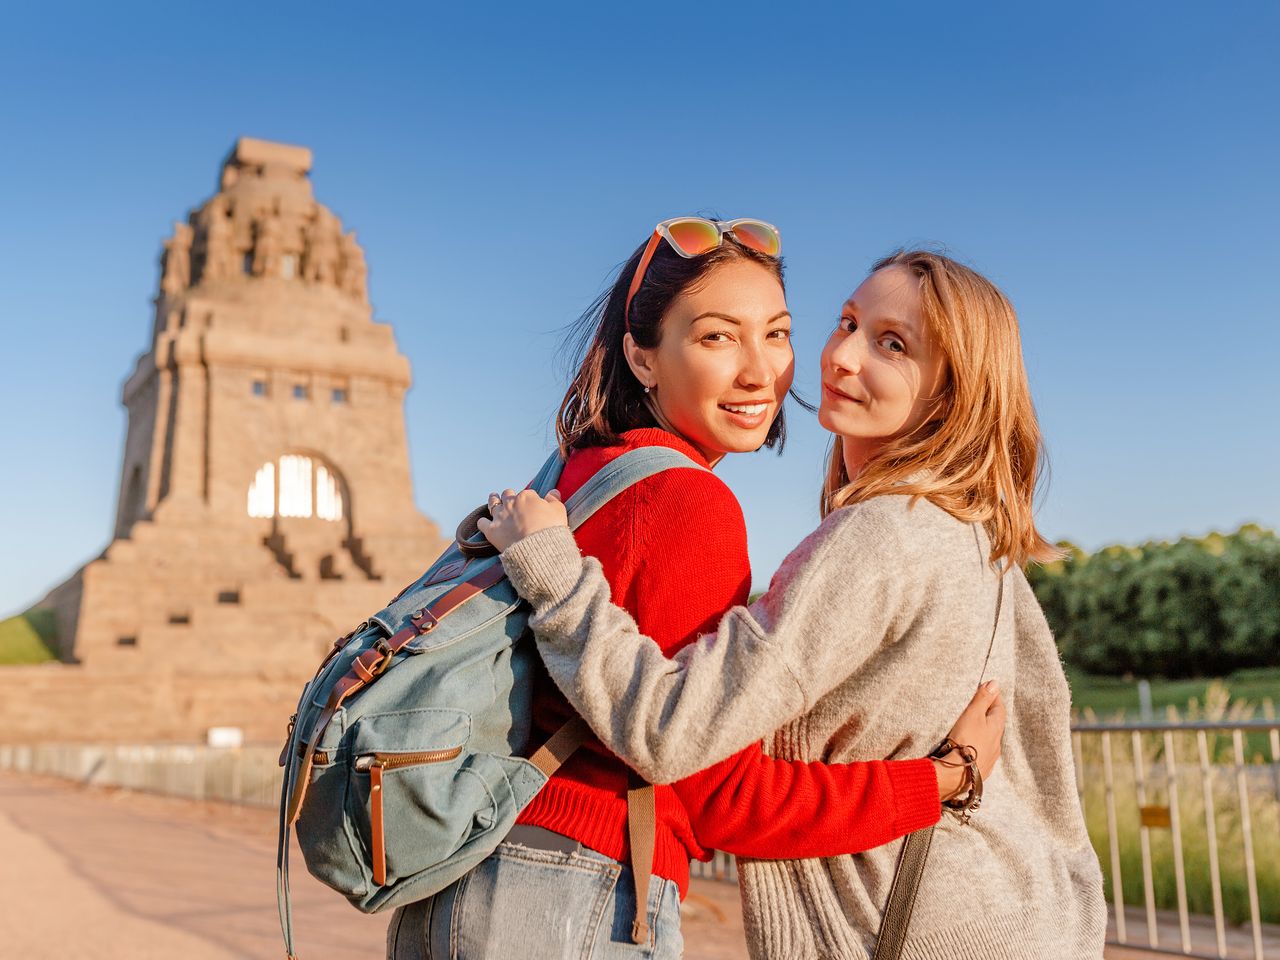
left=276, top=446, right=705, bottom=958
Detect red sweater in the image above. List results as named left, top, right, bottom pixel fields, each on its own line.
left=516, top=428, right=940, bottom=896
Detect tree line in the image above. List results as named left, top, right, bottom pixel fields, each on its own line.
left=1027, top=524, right=1280, bottom=678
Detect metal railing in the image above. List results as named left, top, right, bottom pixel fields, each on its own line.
left=690, top=848, right=738, bottom=883
left=1072, top=718, right=1280, bottom=960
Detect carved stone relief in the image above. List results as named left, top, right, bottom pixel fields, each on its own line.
left=302, top=209, right=342, bottom=285
left=160, top=222, right=192, bottom=296
left=179, top=171, right=369, bottom=302
left=202, top=200, right=235, bottom=282
left=339, top=231, right=368, bottom=300
left=252, top=213, right=285, bottom=278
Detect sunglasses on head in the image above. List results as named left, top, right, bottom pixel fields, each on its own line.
left=624, top=217, right=782, bottom=331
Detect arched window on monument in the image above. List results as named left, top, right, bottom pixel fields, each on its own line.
left=247, top=462, right=275, bottom=517
left=246, top=455, right=344, bottom=521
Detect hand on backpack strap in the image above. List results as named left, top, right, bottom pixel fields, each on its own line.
left=479, top=488, right=569, bottom=552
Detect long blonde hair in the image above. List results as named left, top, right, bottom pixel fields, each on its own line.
left=820, top=250, right=1058, bottom=567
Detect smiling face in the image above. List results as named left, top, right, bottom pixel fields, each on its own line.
left=624, top=258, right=794, bottom=464
left=818, top=265, right=949, bottom=477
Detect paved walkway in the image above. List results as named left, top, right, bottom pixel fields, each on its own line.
left=4, top=771, right=1275, bottom=959
left=1102, top=904, right=1280, bottom=959
left=0, top=771, right=746, bottom=959
left=0, top=771, right=388, bottom=959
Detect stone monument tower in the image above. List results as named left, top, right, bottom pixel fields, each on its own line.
left=27, top=138, right=446, bottom=742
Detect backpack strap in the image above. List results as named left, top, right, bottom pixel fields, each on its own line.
left=514, top=446, right=702, bottom=947
left=564, top=445, right=705, bottom=529
left=523, top=723, right=658, bottom=948
left=558, top=446, right=702, bottom=946
left=626, top=779, right=658, bottom=944
left=872, top=567, right=1006, bottom=959
left=528, top=449, right=566, bottom=495
left=456, top=446, right=703, bottom=556
left=527, top=716, right=592, bottom=777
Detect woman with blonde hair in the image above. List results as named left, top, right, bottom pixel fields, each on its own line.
left=481, top=249, right=1107, bottom=958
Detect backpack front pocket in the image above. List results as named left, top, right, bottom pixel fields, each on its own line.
left=354, top=748, right=467, bottom=885
left=345, top=708, right=514, bottom=890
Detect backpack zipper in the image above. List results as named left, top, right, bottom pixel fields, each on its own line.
left=355, top=748, right=464, bottom=885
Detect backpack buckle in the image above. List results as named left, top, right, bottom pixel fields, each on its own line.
left=370, top=638, right=395, bottom=676
left=352, top=641, right=394, bottom=683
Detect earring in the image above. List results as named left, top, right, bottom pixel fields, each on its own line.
left=644, top=385, right=651, bottom=394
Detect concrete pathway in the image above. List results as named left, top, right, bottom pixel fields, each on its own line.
left=1102, top=904, right=1280, bottom=959
left=5, top=771, right=1273, bottom=959
left=0, top=771, right=745, bottom=959
left=0, top=771, right=386, bottom=959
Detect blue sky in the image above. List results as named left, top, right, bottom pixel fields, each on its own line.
left=1, top=2, right=1277, bottom=615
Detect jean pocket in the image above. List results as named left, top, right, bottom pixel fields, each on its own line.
left=602, top=873, right=683, bottom=958
left=448, top=844, right=622, bottom=960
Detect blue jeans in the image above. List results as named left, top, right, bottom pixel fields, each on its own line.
left=386, top=840, right=683, bottom=960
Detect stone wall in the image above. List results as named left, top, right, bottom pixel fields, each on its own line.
left=1, top=663, right=306, bottom=744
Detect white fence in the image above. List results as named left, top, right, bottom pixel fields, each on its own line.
left=1073, top=718, right=1280, bottom=960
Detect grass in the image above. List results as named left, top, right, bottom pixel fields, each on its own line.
left=1068, top=668, right=1280, bottom=720
left=0, top=609, right=58, bottom=664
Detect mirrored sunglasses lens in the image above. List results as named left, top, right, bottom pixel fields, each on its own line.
left=729, top=221, right=781, bottom=256
left=665, top=219, right=721, bottom=256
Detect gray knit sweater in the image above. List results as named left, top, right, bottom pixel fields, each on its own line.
left=500, top=493, right=1107, bottom=960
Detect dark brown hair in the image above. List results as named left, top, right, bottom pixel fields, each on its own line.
left=556, top=228, right=793, bottom=457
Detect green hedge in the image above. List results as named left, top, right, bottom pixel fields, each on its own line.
left=1029, top=524, right=1280, bottom=678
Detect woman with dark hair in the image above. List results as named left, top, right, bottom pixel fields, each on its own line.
left=386, top=222, right=1005, bottom=959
